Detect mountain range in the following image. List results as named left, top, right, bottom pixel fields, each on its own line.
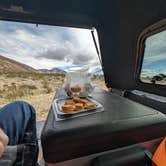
left=39, top=68, right=66, bottom=74
left=0, top=55, right=103, bottom=75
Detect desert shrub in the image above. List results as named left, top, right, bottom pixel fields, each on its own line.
left=42, top=80, right=52, bottom=94
left=0, top=89, right=4, bottom=98
left=2, top=83, right=37, bottom=101
left=3, top=84, right=21, bottom=100
left=20, top=84, right=37, bottom=90
left=19, top=84, right=37, bottom=96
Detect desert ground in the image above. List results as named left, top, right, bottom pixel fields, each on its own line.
left=0, top=72, right=107, bottom=121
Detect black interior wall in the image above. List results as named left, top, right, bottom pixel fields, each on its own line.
left=95, top=0, right=166, bottom=92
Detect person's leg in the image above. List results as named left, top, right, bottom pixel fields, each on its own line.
left=0, top=101, right=37, bottom=145
left=0, top=101, right=38, bottom=166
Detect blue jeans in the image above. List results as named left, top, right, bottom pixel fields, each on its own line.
left=0, top=101, right=38, bottom=165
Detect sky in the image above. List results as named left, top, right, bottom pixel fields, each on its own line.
left=0, top=20, right=100, bottom=70
left=141, top=30, right=166, bottom=77
left=0, top=20, right=165, bottom=76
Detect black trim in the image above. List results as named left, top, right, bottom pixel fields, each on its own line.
left=0, top=11, right=94, bottom=30
left=91, top=28, right=105, bottom=75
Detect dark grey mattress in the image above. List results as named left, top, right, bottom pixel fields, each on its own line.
left=41, top=88, right=166, bottom=163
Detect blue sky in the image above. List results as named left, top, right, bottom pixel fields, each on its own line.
left=141, top=30, right=166, bottom=77
left=0, top=20, right=100, bottom=70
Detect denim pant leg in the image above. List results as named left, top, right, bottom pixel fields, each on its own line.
left=0, top=101, right=37, bottom=145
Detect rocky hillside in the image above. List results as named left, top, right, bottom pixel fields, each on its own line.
left=0, top=55, right=37, bottom=72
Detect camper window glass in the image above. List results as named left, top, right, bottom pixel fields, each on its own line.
left=140, top=30, right=166, bottom=85
left=0, top=20, right=105, bottom=121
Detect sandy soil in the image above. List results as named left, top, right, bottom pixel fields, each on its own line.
left=0, top=74, right=107, bottom=121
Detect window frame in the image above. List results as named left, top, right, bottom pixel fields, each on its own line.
left=136, top=19, right=166, bottom=97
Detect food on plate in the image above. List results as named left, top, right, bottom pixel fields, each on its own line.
left=73, top=97, right=82, bottom=103
left=65, top=99, right=74, bottom=105
left=84, top=102, right=96, bottom=109
left=62, top=105, right=75, bottom=113
left=78, top=99, right=88, bottom=104
left=73, top=98, right=88, bottom=104
left=74, top=103, right=84, bottom=111
left=61, top=97, right=96, bottom=113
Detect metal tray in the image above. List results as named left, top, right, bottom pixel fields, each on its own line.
left=53, top=97, right=103, bottom=116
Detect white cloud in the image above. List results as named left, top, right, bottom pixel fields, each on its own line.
left=141, top=69, right=158, bottom=78
left=144, top=53, right=166, bottom=63
left=0, top=21, right=99, bottom=69
left=145, top=30, right=166, bottom=63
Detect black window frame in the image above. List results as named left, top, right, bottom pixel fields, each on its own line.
left=136, top=19, right=166, bottom=97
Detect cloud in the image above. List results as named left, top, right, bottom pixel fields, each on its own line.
left=142, top=30, right=166, bottom=74
left=144, top=52, right=166, bottom=63
left=0, top=20, right=99, bottom=69
left=36, top=47, right=68, bottom=60
left=144, top=30, right=166, bottom=63
left=36, top=44, right=96, bottom=65
left=72, top=52, right=95, bottom=64
left=141, top=69, right=158, bottom=78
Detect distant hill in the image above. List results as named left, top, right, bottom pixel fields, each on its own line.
left=0, top=55, right=37, bottom=72
left=50, top=67, right=66, bottom=74
left=0, top=55, right=102, bottom=75
left=39, top=67, right=66, bottom=74
left=0, top=55, right=66, bottom=74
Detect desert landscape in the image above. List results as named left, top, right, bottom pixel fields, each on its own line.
left=0, top=55, right=106, bottom=121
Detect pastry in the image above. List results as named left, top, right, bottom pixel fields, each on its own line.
left=61, top=97, right=96, bottom=113
left=74, top=103, right=84, bottom=111
left=61, top=104, right=75, bottom=113
left=65, top=99, right=74, bottom=105
left=73, top=97, right=82, bottom=103
left=84, top=102, right=96, bottom=109
left=78, top=99, right=89, bottom=104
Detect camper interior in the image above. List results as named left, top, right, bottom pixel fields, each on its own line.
left=0, top=0, right=166, bottom=166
